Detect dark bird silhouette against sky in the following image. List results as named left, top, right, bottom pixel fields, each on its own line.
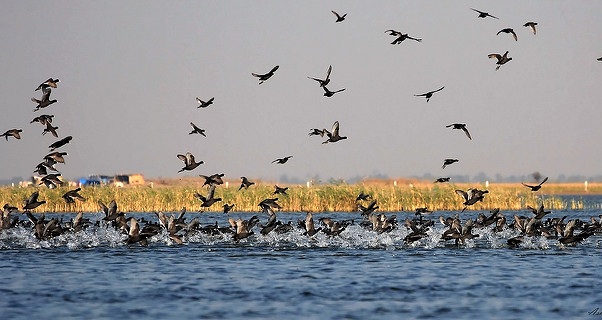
left=189, top=122, right=206, bottom=136
left=471, top=8, right=498, bottom=19
left=497, top=28, right=518, bottom=41
left=272, top=156, right=293, bottom=164
left=524, top=22, right=538, bottom=35
left=415, top=86, right=444, bottom=102
left=331, top=10, right=346, bottom=22
left=488, top=51, right=512, bottom=70
left=252, top=65, right=279, bottom=84
left=522, top=176, right=549, bottom=191
left=322, top=121, right=347, bottom=144
left=446, top=123, right=472, bottom=140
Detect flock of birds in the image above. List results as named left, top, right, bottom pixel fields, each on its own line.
left=1, top=8, right=601, bottom=248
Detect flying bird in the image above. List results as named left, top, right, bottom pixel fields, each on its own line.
left=49, top=136, right=72, bottom=151
left=331, top=10, right=346, bottom=22
left=62, top=188, right=86, bottom=204
left=497, top=28, right=518, bottom=41
left=389, top=33, right=422, bottom=44
left=488, top=51, right=512, bottom=70
left=252, top=65, right=279, bottom=84
left=32, top=87, right=57, bottom=111
left=35, top=78, right=59, bottom=91
left=273, top=185, right=288, bottom=195
left=323, top=85, right=345, bottom=97
left=31, top=114, right=54, bottom=126
left=199, top=173, right=225, bottom=187
left=196, top=97, right=214, bottom=108
left=322, top=121, right=347, bottom=144
left=177, top=152, right=204, bottom=173
left=239, top=176, right=255, bottom=190
left=44, top=151, right=68, bottom=164
left=189, top=122, right=206, bottom=136
left=442, top=159, right=459, bottom=169
left=42, top=122, right=59, bottom=138
left=223, top=203, right=235, bottom=214
left=308, top=65, right=332, bottom=87
left=1, top=129, right=22, bottom=140
left=23, top=191, right=46, bottom=210
left=471, top=8, right=498, bottom=19
left=455, top=188, right=489, bottom=211
left=194, top=185, right=222, bottom=208
left=524, top=22, right=538, bottom=35
left=435, top=177, right=451, bottom=183
left=522, top=177, right=548, bottom=191
left=446, top=123, right=472, bottom=140
left=272, top=156, right=293, bottom=164
left=415, top=86, right=444, bottom=102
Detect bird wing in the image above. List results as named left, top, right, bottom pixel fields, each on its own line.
left=461, top=127, right=472, bottom=140
left=325, top=65, right=332, bottom=80
left=331, top=10, right=341, bottom=19
left=538, top=177, right=549, bottom=186
left=455, top=190, right=469, bottom=202
left=332, top=121, right=340, bottom=135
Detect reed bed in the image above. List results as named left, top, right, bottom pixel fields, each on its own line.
left=0, top=181, right=589, bottom=213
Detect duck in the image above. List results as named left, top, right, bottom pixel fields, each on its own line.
left=40, top=173, right=64, bottom=188
left=455, top=188, right=489, bottom=211
left=229, top=216, right=259, bottom=241
left=30, top=114, right=54, bottom=126
left=415, top=86, right=444, bottom=102
left=390, top=33, right=422, bottom=44
left=442, top=158, right=459, bottom=169
left=308, top=65, right=332, bottom=87
left=252, top=65, right=279, bottom=84
left=488, top=51, right=512, bottom=70
left=322, top=121, right=347, bottom=144
left=258, top=198, right=282, bottom=210
left=23, top=191, right=46, bottom=210
left=194, top=185, right=222, bottom=209
left=446, top=123, right=472, bottom=140
left=527, top=203, right=551, bottom=220
left=273, top=185, right=288, bottom=195
left=32, top=87, right=57, bottom=111
left=434, top=177, right=450, bottom=183
left=222, top=203, right=235, bottom=214
left=356, top=191, right=371, bottom=201
left=0, top=129, right=23, bottom=140
left=522, top=177, right=548, bottom=191
left=189, top=122, right=206, bottom=136
left=199, top=173, right=225, bottom=187
left=49, top=136, right=72, bottom=151
left=177, top=152, right=203, bottom=173
left=524, top=22, right=538, bottom=35
left=471, top=8, right=498, bottom=19
left=302, top=212, right=321, bottom=236
left=272, top=156, right=292, bottom=164
left=331, top=10, right=346, bottom=22
left=196, top=97, right=214, bottom=108
left=358, top=199, right=379, bottom=217
left=42, top=122, right=59, bottom=138
left=44, top=151, right=68, bottom=164
left=62, top=188, right=86, bottom=204
left=497, top=28, right=518, bottom=41
left=239, top=176, right=255, bottom=190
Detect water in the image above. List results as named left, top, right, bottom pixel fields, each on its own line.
left=1, top=201, right=602, bottom=319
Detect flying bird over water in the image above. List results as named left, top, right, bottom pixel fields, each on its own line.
left=35, top=78, right=59, bottom=91
left=199, top=173, right=225, bottom=187
left=223, top=203, right=235, bottom=214
left=272, top=156, right=293, bottom=164
left=177, top=152, right=204, bottom=173
left=488, top=51, right=512, bottom=70
left=273, top=185, right=288, bottom=195
left=522, top=177, right=548, bottom=191
left=40, top=173, right=64, bottom=188
left=189, top=122, right=206, bottom=136
left=524, top=22, right=538, bottom=35
left=1, top=129, right=22, bottom=140
left=323, top=85, right=345, bottom=97
left=455, top=188, right=489, bottom=212
left=497, top=28, right=518, bottom=41
left=308, top=65, right=332, bottom=87
left=331, top=10, right=346, bottom=22
left=471, top=8, right=498, bottom=19
left=194, top=185, right=222, bottom=209
left=442, top=158, right=459, bottom=169
left=23, top=191, right=46, bottom=210
left=389, top=32, right=422, bottom=44
left=196, top=97, right=214, bottom=108
left=252, top=65, right=279, bottom=84
left=49, top=136, right=72, bottom=151
left=62, top=188, right=86, bottom=204
left=415, top=86, right=444, bottom=102
left=446, top=123, right=472, bottom=140
left=322, top=121, right=347, bottom=144
left=239, top=176, right=255, bottom=190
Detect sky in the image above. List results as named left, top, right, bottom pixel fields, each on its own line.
left=1, top=1, right=602, bottom=183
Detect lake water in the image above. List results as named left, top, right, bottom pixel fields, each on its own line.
left=1, top=195, right=602, bottom=319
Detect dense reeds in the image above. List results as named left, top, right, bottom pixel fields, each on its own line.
left=0, top=181, right=593, bottom=213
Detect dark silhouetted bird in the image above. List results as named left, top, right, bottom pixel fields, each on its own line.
left=1, top=129, right=22, bottom=140
left=189, top=122, right=206, bottom=136
left=31, top=114, right=54, bottom=126
left=308, top=65, right=332, bottom=87
left=252, top=65, right=279, bottom=84
left=62, top=188, right=86, bottom=204
left=455, top=188, right=489, bottom=211
left=199, top=173, right=225, bottom=187
left=356, top=191, right=371, bottom=201
left=177, top=152, right=203, bottom=173
left=273, top=185, right=288, bottom=195
left=35, top=78, right=59, bottom=91
left=527, top=204, right=551, bottom=220
left=196, top=97, right=214, bottom=108
left=471, top=8, right=498, bottom=19
left=488, top=51, right=512, bottom=70
left=194, top=185, right=222, bottom=209
left=42, top=122, right=59, bottom=138
left=323, top=85, right=345, bottom=97
left=497, top=28, right=518, bottom=41
left=435, top=177, right=451, bottom=183
left=322, top=121, right=347, bottom=144
left=44, top=151, right=68, bottom=164
left=446, top=123, right=472, bottom=140
left=32, top=87, right=57, bottom=111
left=239, top=176, right=255, bottom=190
left=415, top=86, right=444, bottom=102
left=49, top=136, right=72, bottom=151
left=223, top=203, right=235, bottom=213
left=23, top=191, right=46, bottom=210
left=272, top=156, right=292, bottom=164
left=442, top=158, right=459, bottom=169
left=524, top=22, right=538, bottom=35
left=522, top=177, right=548, bottom=191
left=331, top=10, right=346, bottom=22
left=40, top=173, right=64, bottom=188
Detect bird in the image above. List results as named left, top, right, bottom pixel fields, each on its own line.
left=42, top=122, right=59, bottom=138
left=189, top=122, right=206, bottom=136
left=272, top=156, right=292, bottom=164
left=522, top=177, right=548, bottom=192
left=322, top=85, right=345, bottom=97
left=62, top=188, right=86, bottom=204
left=35, top=78, right=60, bottom=91
left=252, top=65, right=279, bottom=84
left=308, top=65, right=332, bottom=87
left=455, top=188, right=489, bottom=211
left=389, top=33, right=422, bottom=44
left=488, top=51, right=512, bottom=70
left=196, top=97, right=214, bottom=108
left=44, top=151, right=68, bottom=164
left=32, top=87, right=57, bottom=111
left=331, top=10, right=346, bottom=22
left=199, top=173, right=225, bottom=187
left=302, top=212, right=321, bottom=236
left=222, top=203, right=235, bottom=214
left=442, top=159, right=459, bottom=169
left=497, top=28, right=518, bottom=41
left=435, top=177, right=451, bottom=183
left=415, top=86, right=444, bottom=102
left=229, top=216, right=259, bottom=241
left=30, top=114, right=54, bottom=126
left=177, top=152, right=204, bottom=173
left=524, top=22, right=538, bottom=35
left=322, top=121, right=347, bottom=144
left=258, top=198, right=282, bottom=210
left=23, top=191, right=46, bottom=210
left=239, top=177, right=255, bottom=190
left=273, top=185, right=288, bottom=195
left=384, top=29, right=403, bottom=36
left=194, top=185, right=222, bottom=208
left=1, top=129, right=22, bottom=140
left=446, top=123, right=472, bottom=140
left=49, top=136, right=72, bottom=151
left=471, top=8, right=498, bottom=19
left=39, top=173, right=64, bottom=188
left=527, top=204, right=551, bottom=220
left=356, top=191, right=371, bottom=201
left=598, top=57, right=602, bottom=62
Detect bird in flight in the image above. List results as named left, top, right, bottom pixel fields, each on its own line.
left=196, top=97, right=214, bottom=108
left=415, top=86, right=444, bottom=102
left=322, top=121, right=347, bottom=144
left=488, top=51, right=512, bottom=70
left=177, top=152, right=204, bottom=173
left=442, top=159, right=459, bottom=169
left=1, top=129, right=23, bottom=140
left=31, top=114, right=54, bottom=126
left=272, top=156, right=293, bottom=164
left=331, top=10, right=346, bottom=22
left=32, top=87, right=57, bottom=112
left=35, top=78, right=60, bottom=91
left=252, top=65, right=279, bottom=84
left=42, top=122, right=59, bottom=138
left=239, top=176, right=255, bottom=190
left=49, top=136, right=72, bottom=150
left=189, top=122, right=206, bottom=136
left=522, top=177, right=548, bottom=191
left=524, top=22, right=538, bottom=35
left=497, top=28, right=518, bottom=41
left=446, top=123, right=472, bottom=140
left=388, top=32, right=422, bottom=44
left=308, top=65, right=332, bottom=87
left=323, top=85, right=345, bottom=97
left=471, top=8, right=498, bottom=19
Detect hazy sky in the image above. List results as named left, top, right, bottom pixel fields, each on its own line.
left=1, top=1, right=602, bottom=183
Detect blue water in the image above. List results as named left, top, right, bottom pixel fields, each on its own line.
left=1, top=201, right=602, bottom=319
